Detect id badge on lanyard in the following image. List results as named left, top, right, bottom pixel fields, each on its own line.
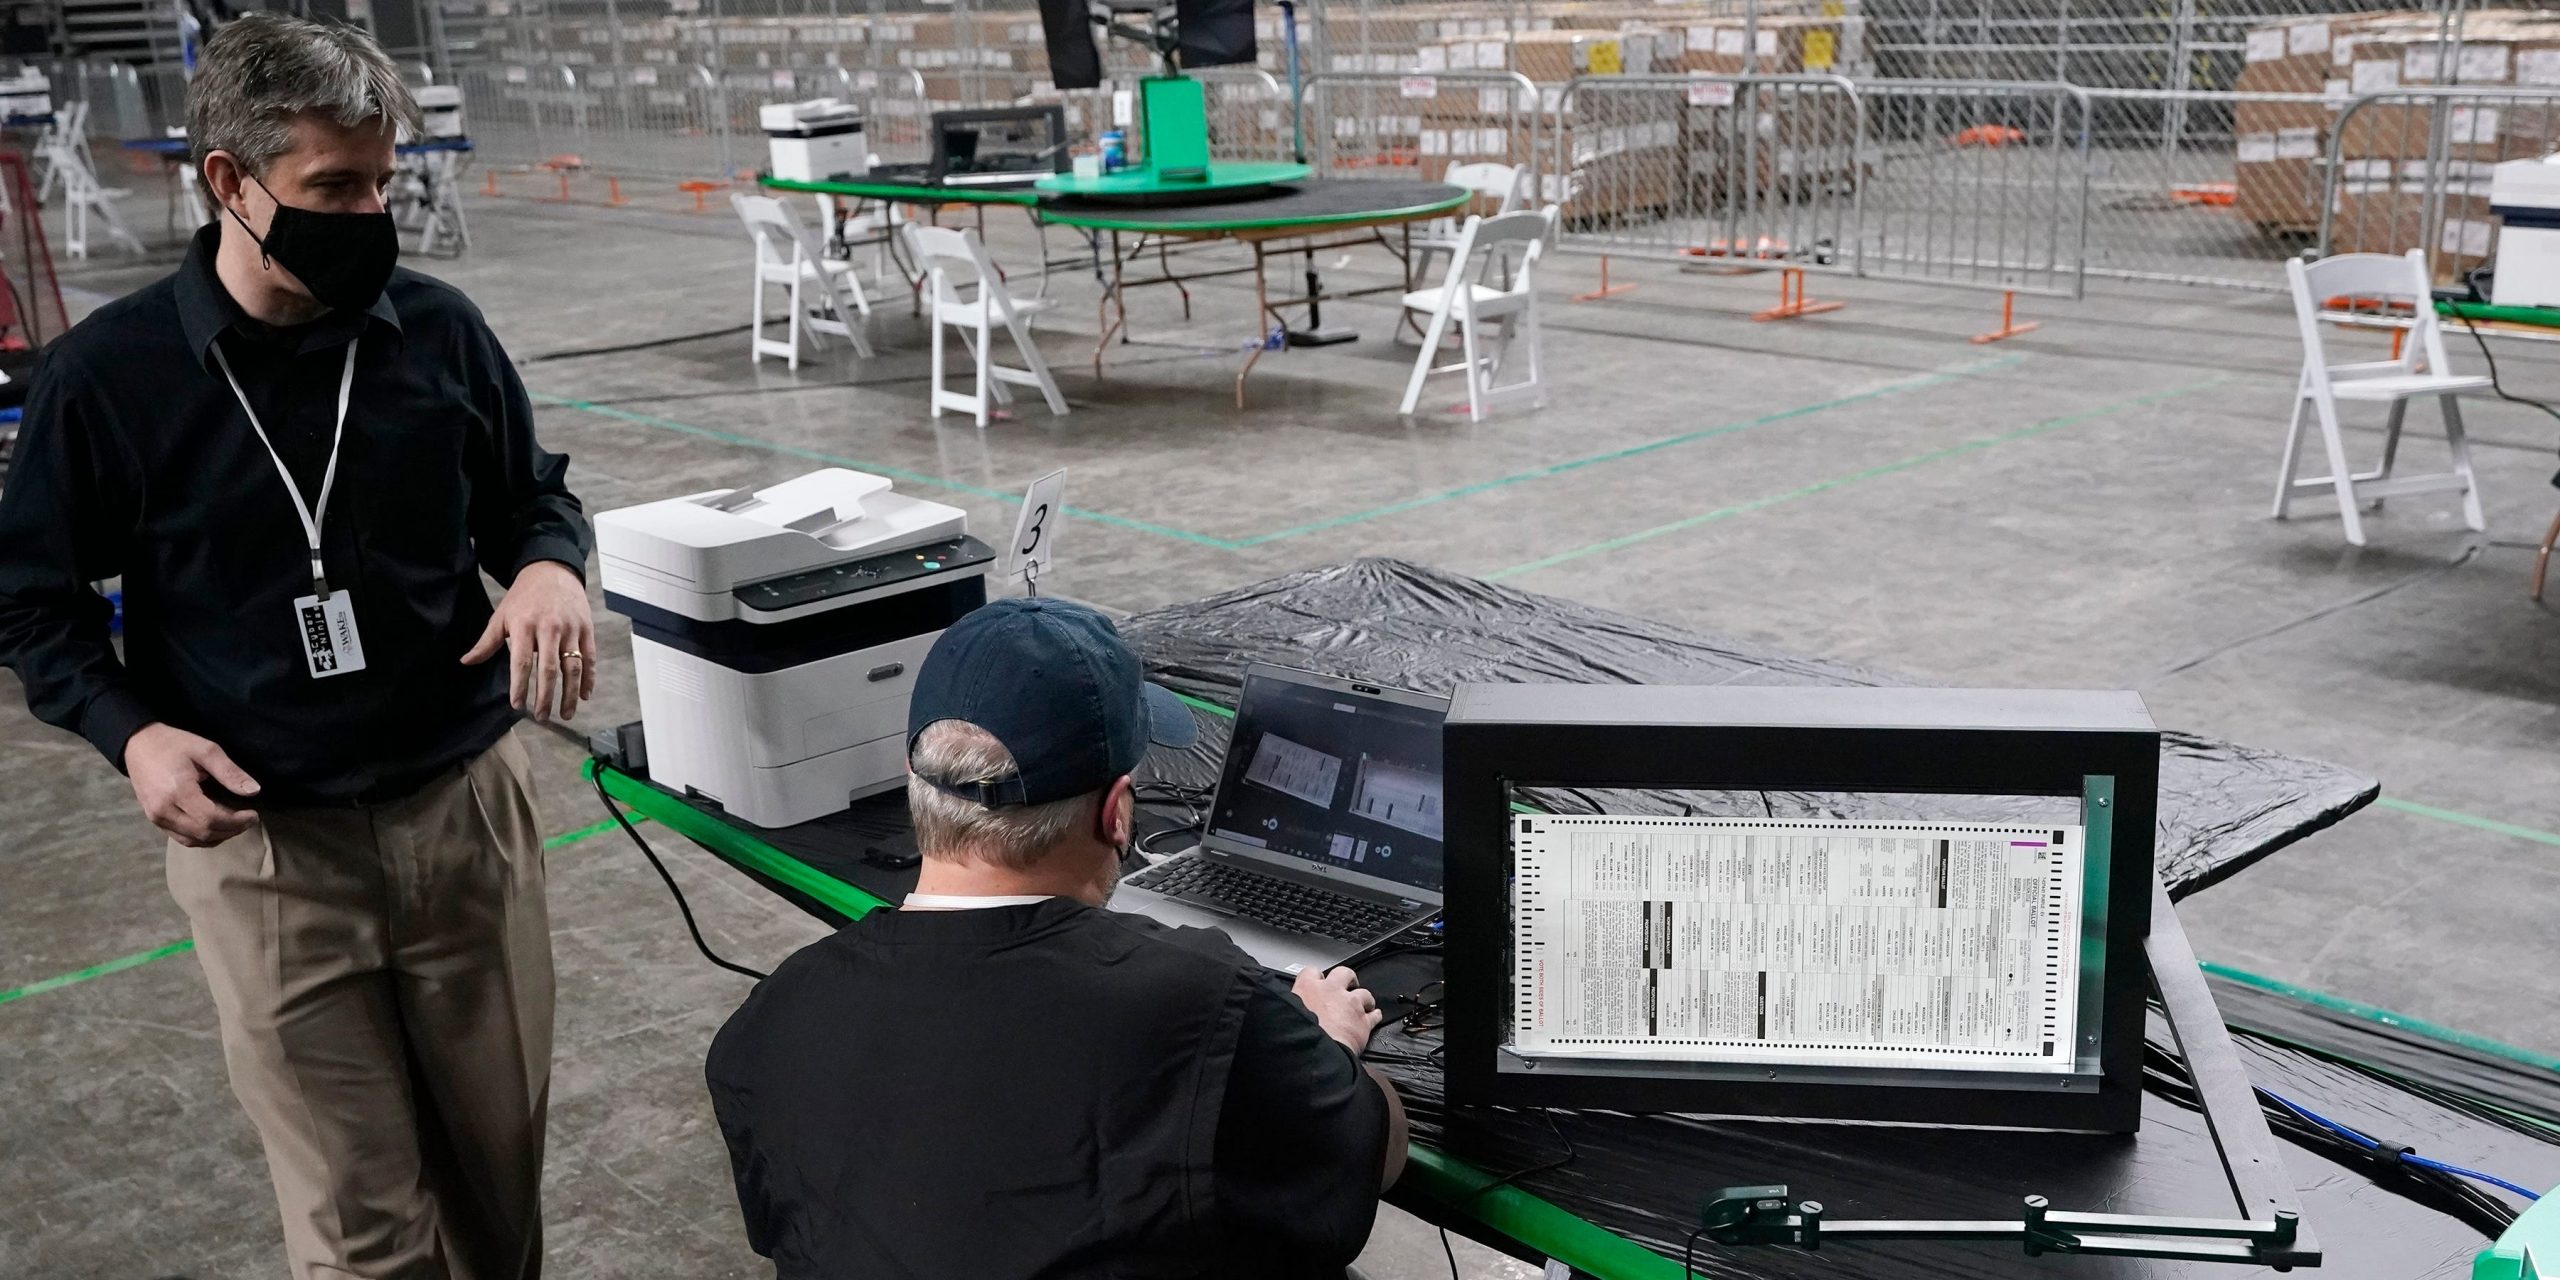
left=210, top=338, right=368, bottom=678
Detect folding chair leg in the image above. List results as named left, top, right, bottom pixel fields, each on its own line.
left=2373, top=399, right=2408, bottom=508
left=973, top=316, right=996, bottom=427
left=2271, top=390, right=2311, bottom=520
left=1523, top=292, right=1548, bottom=408
left=1004, top=313, right=1069, bottom=417
left=2440, top=395, right=2487, bottom=533
left=748, top=270, right=768, bottom=365
left=929, top=307, right=948, bottom=417
left=786, top=273, right=806, bottom=371
left=1400, top=306, right=1451, bottom=416
left=1459, top=312, right=1486, bottom=423
left=2312, top=396, right=2366, bottom=547
left=2534, top=506, right=2560, bottom=602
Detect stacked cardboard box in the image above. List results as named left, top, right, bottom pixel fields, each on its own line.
left=2233, top=7, right=2560, bottom=271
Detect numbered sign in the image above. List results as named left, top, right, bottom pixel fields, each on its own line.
left=1008, top=469, right=1067, bottom=593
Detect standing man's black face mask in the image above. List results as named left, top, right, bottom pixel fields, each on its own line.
left=224, top=168, right=400, bottom=314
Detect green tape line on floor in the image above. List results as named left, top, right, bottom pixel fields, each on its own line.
left=538, top=353, right=2015, bottom=554
left=1226, top=354, right=2022, bottom=547
left=531, top=393, right=1243, bottom=550
left=1488, top=373, right=2228, bottom=581
left=2375, top=796, right=2560, bottom=849
left=0, top=812, right=645, bottom=1009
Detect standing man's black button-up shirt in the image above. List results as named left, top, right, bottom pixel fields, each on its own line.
left=0, top=225, right=592, bottom=804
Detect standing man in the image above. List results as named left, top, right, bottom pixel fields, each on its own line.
left=0, top=15, right=592, bottom=1279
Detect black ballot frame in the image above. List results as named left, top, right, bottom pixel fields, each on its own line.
left=1442, top=684, right=2162, bottom=1133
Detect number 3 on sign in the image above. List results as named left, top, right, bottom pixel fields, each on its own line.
left=1008, top=468, right=1067, bottom=594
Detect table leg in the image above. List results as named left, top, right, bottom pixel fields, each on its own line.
left=1239, top=241, right=1271, bottom=410
left=1159, top=237, right=1191, bottom=320
left=1095, top=230, right=1128, bottom=378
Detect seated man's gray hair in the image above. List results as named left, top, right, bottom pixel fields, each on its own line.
left=909, top=721, right=1103, bottom=871
left=187, top=13, right=421, bottom=175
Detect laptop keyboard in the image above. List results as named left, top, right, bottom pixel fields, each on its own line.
left=1129, top=857, right=1419, bottom=944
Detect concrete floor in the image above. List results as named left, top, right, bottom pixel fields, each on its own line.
left=4, top=188, right=2556, bottom=1279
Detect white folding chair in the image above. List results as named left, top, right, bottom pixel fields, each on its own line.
left=731, top=192, right=875, bottom=369
left=1407, top=161, right=1526, bottom=298
left=2277, top=249, right=2487, bottom=546
left=47, top=102, right=141, bottom=260
left=905, top=222, right=1067, bottom=427
left=1399, top=207, right=1554, bottom=422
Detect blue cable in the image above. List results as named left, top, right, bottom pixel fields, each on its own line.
left=2262, top=1089, right=2542, bottom=1203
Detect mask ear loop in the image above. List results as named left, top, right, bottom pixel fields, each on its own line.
left=214, top=157, right=277, bottom=270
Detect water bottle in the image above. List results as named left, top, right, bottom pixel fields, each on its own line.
left=1100, top=130, right=1126, bottom=172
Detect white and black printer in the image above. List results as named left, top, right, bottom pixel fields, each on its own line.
left=597, top=469, right=993, bottom=828
left=2490, top=154, right=2560, bottom=308
left=762, top=98, right=867, bottom=183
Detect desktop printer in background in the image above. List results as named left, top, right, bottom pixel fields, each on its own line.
left=598, top=469, right=994, bottom=828
left=2489, top=154, right=2560, bottom=307
left=761, top=98, right=868, bottom=183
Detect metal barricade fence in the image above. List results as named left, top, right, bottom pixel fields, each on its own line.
left=1300, top=69, right=1540, bottom=188
left=2073, top=88, right=2328, bottom=291
left=2323, top=86, right=2560, bottom=290
left=1549, top=73, right=1862, bottom=276
left=1195, top=66, right=1295, bottom=163
left=1853, top=79, right=2090, bottom=297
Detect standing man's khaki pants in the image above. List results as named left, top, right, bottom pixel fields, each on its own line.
left=167, top=733, right=554, bottom=1280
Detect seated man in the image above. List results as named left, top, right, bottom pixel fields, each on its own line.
left=707, top=598, right=1409, bottom=1279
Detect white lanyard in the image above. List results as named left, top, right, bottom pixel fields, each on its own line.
left=209, top=337, right=358, bottom=598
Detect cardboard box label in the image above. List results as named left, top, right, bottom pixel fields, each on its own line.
left=2404, top=44, right=2447, bottom=83
left=770, top=69, right=793, bottom=89
left=629, top=66, right=657, bottom=85
left=2460, top=45, right=2510, bottom=83
left=2443, top=217, right=2492, bottom=257
left=504, top=65, right=529, bottom=83
left=1716, top=28, right=1746, bottom=56
left=2246, top=28, right=2287, bottom=63
left=1401, top=75, right=1438, bottom=98
left=2238, top=133, right=2278, bottom=163
left=1687, top=24, right=1717, bottom=51
left=2325, top=78, right=2349, bottom=105
left=2277, top=127, right=2322, bottom=159
left=1759, top=29, right=1779, bottom=56
left=1805, top=29, right=1837, bottom=69
left=2450, top=106, right=2500, bottom=144
left=2334, top=35, right=2360, bottom=67
left=1416, top=45, right=1447, bottom=71
left=2519, top=49, right=2560, bottom=85
left=2288, top=22, right=2330, bottom=56
left=2350, top=59, right=2399, bottom=94
left=1587, top=40, right=1624, bottom=75
left=1686, top=79, right=1738, bottom=107
left=1479, top=85, right=1514, bottom=113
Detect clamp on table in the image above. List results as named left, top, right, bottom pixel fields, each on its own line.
left=1700, top=1186, right=2307, bottom=1267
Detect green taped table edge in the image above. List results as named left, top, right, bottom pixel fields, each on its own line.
left=1033, top=160, right=1312, bottom=197
left=760, top=173, right=1043, bottom=206
left=585, top=758, right=895, bottom=922
left=1039, top=188, right=1470, bottom=234
left=2437, top=299, right=2560, bottom=328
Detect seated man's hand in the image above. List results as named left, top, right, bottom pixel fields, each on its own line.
left=1293, top=965, right=1382, bottom=1055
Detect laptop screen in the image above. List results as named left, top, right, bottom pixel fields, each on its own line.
left=1206, top=669, right=1448, bottom=894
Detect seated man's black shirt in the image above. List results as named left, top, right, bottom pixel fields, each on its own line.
left=706, top=897, right=1389, bottom=1279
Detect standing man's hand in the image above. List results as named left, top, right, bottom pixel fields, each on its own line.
left=461, top=560, right=596, bottom=723
left=126, top=723, right=261, bottom=848
left=1293, top=965, right=1383, bottom=1055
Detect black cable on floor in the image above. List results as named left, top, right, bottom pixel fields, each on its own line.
left=589, top=764, right=770, bottom=981
left=1438, top=1226, right=1460, bottom=1280
left=526, top=323, right=756, bottom=363
left=2138, top=541, right=2482, bottom=686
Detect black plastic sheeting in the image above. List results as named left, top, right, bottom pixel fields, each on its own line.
left=1104, top=558, right=2557, bottom=1277
left=1118, top=558, right=2378, bottom=901
left=1044, top=179, right=1465, bottom=224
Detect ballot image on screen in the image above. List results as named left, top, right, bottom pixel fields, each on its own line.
left=1509, top=816, right=2086, bottom=1073
left=1241, top=734, right=1343, bottom=807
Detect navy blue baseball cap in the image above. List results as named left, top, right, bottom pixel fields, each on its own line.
left=906, top=598, right=1198, bottom=806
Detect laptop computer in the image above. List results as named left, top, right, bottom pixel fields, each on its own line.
left=1114, top=664, right=1448, bottom=974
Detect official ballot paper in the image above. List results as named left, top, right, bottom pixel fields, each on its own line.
left=1510, top=816, right=2086, bottom=1073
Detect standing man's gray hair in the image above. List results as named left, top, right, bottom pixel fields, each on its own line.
left=187, top=12, right=420, bottom=175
